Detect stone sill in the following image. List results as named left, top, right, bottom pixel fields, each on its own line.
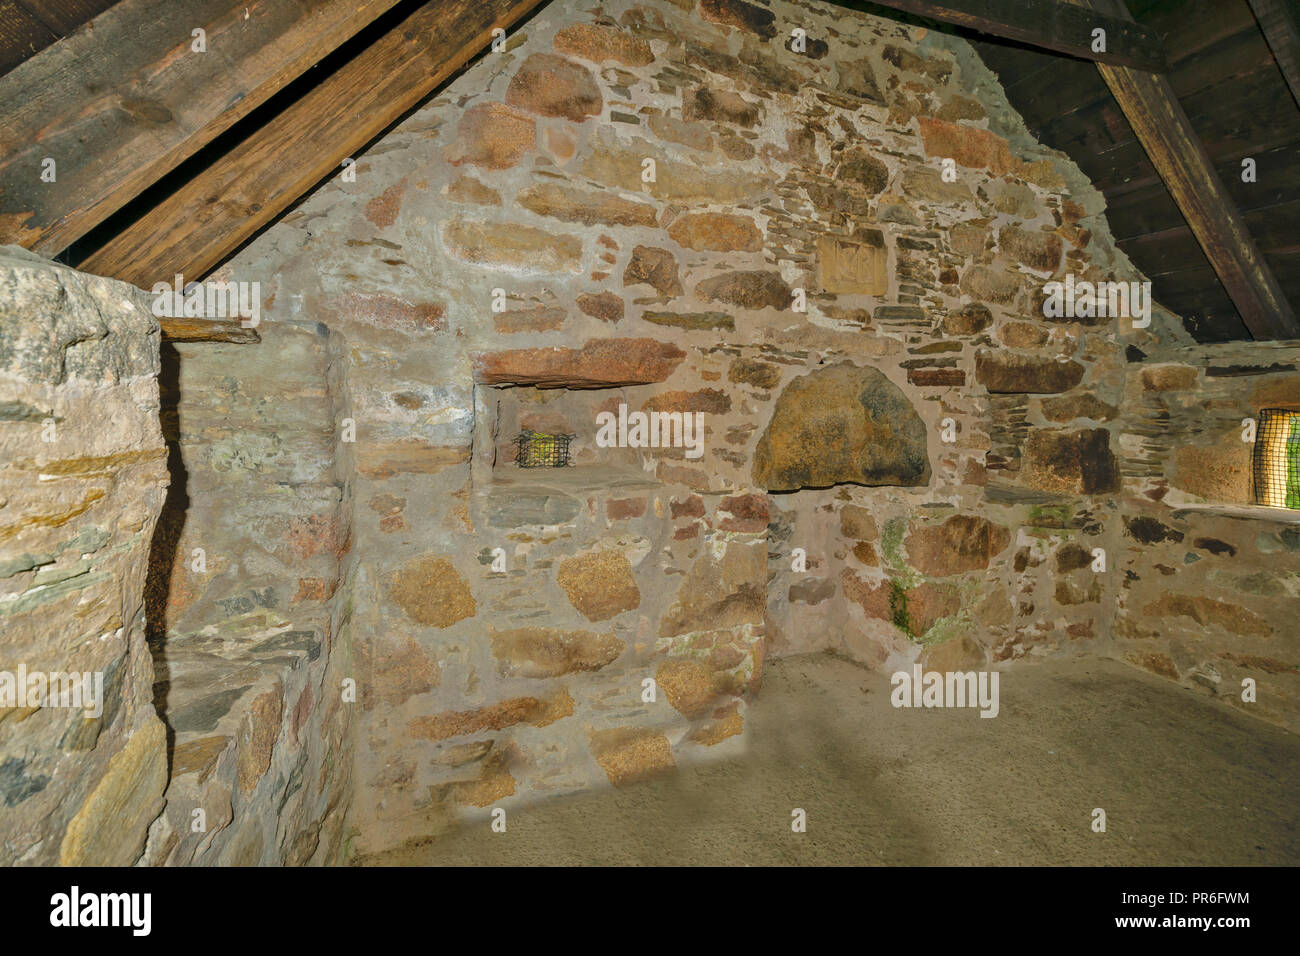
left=488, top=463, right=662, bottom=498
left=1169, top=502, right=1300, bottom=524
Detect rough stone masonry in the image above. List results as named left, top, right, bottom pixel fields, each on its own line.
left=1, top=0, right=1296, bottom=865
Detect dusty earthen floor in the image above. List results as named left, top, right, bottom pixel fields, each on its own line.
left=359, top=654, right=1300, bottom=866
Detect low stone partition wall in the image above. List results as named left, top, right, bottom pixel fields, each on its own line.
left=139, top=321, right=355, bottom=864
left=0, top=247, right=169, bottom=865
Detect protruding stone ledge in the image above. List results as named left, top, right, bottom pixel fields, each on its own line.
left=473, top=337, right=687, bottom=388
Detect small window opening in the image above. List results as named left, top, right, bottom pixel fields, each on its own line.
left=1253, top=408, right=1300, bottom=510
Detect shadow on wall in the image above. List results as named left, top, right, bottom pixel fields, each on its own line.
left=142, top=341, right=188, bottom=767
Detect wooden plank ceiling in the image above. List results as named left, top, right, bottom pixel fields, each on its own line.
left=970, top=0, right=1300, bottom=341
left=0, top=0, right=1295, bottom=343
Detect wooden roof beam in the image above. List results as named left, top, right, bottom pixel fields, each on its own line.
left=1248, top=0, right=1300, bottom=110
left=0, top=0, right=406, bottom=256
left=160, top=317, right=261, bottom=344
left=835, top=0, right=1167, bottom=72
left=1074, top=0, right=1298, bottom=340
left=79, top=0, right=546, bottom=289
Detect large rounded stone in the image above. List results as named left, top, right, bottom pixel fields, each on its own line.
left=752, top=362, right=931, bottom=491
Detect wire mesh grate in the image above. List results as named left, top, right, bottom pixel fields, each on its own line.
left=1253, top=408, right=1300, bottom=510
left=512, top=429, right=575, bottom=468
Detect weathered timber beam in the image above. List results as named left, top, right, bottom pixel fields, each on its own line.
left=79, top=0, right=546, bottom=289
left=160, top=317, right=261, bottom=344
left=0, top=0, right=405, bottom=256
left=833, top=0, right=1167, bottom=72
left=1074, top=0, right=1298, bottom=339
left=1248, top=0, right=1300, bottom=109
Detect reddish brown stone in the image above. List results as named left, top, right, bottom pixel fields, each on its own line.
left=364, top=178, right=407, bottom=228
left=943, top=302, right=993, bottom=336
left=959, top=265, right=1021, bottom=303
left=622, top=245, right=683, bottom=297
left=918, top=116, right=1018, bottom=175
left=728, top=357, right=782, bottom=390
left=518, top=182, right=658, bottom=227
left=506, top=53, right=602, bottom=121
left=1126, top=652, right=1180, bottom=680
left=668, top=212, right=762, bottom=252
left=695, top=270, right=791, bottom=311
left=998, top=225, right=1063, bottom=273
left=656, top=658, right=737, bottom=719
left=975, top=350, right=1085, bottom=393
left=443, top=220, right=583, bottom=274
left=475, top=338, right=686, bottom=388
left=577, top=291, right=625, bottom=323
left=1140, top=364, right=1199, bottom=391
left=671, top=495, right=706, bottom=518
left=553, top=22, right=654, bottom=65
left=683, top=86, right=761, bottom=127
left=837, top=148, right=890, bottom=194
left=331, top=292, right=445, bottom=333
left=237, top=683, right=284, bottom=792
left=999, top=321, right=1050, bottom=348
left=356, top=441, right=469, bottom=479
left=699, top=0, right=777, bottom=37
left=410, top=691, right=573, bottom=742
left=1040, top=392, right=1118, bottom=423
left=387, top=556, right=476, bottom=628
left=607, top=497, right=647, bottom=520
left=1142, top=594, right=1270, bottom=636
left=444, top=103, right=536, bottom=169
left=445, top=173, right=502, bottom=206
left=906, top=514, right=1011, bottom=576
left=718, top=493, right=769, bottom=533
left=494, top=305, right=565, bottom=334
left=841, top=570, right=960, bottom=637
left=355, top=634, right=441, bottom=710
left=557, top=550, right=640, bottom=621
left=588, top=727, right=676, bottom=786
left=753, top=362, right=931, bottom=491
left=1021, top=427, right=1120, bottom=495
left=490, top=627, right=624, bottom=678
left=292, top=577, right=332, bottom=604
left=642, top=388, right=732, bottom=415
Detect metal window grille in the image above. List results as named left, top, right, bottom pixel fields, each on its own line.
left=512, top=429, right=574, bottom=468
left=1252, top=408, right=1300, bottom=510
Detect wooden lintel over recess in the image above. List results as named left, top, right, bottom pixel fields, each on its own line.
left=79, top=0, right=546, bottom=289
left=835, top=0, right=1167, bottom=72
left=0, top=0, right=405, bottom=256
left=160, top=317, right=261, bottom=344
left=1075, top=0, right=1299, bottom=340
left=1248, top=0, right=1300, bottom=110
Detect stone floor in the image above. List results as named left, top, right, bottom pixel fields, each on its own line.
left=357, top=653, right=1300, bottom=866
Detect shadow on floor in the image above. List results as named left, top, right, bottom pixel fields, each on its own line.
left=357, top=653, right=1300, bottom=866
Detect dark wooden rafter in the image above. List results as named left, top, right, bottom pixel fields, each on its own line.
left=79, top=0, right=546, bottom=289
left=0, top=0, right=406, bottom=255
left=1073, top=0, right=1298, bottom=340
left=1248, top=0, right=1300, bottom=109
left=842, top=0, right=1167, bottom=72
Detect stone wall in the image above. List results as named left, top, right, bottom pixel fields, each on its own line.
left=138, top=322, right=355, bottom=864
left=208, top=0, right=1209, bottom=858
left=1115, top=343, right=1300, bottom=731
left=0, top=249, right=169, bottom=865
left=5, top=0, right=1297, bottom=866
